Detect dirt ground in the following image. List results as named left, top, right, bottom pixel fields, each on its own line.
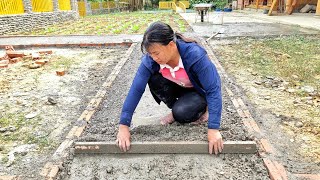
left=209, top=37, right=320, bottom=175
left=58, top=42, right=269, bottom=180
left=0, top=47, right=127, bottom=178
left=1, top=11, right=319, bottom=180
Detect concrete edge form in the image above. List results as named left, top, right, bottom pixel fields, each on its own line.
left=74, top=141, right=257, bottom=154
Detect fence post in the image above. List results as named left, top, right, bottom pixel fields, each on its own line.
left=23, top=0, right=32, bottom=13
left=71, top=0, right=79, bottom=12
left=53, top=0, right=60, bottom=12
left=99, top=2, right=103, bottom=14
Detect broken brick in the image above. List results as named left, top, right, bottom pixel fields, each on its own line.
left=9, top=57, right=22, bottom=63
left=0, top=60, right=9, bottom=68
left=38, top=50, right=53, bottom=55
left=5, top=45, right=15, bottom=51
left=56, top=70, right=66, bottom=76
left=6, top=51, right=25, bottom=58
left=35, top=60, right=47, bottom=65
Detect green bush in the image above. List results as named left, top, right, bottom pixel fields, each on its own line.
left=189, top=0, right=227, bottom=9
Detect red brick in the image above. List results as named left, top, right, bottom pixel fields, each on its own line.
left=85, top=110, right=96, bottom=121
left=9, top=57, right=21, bottom=63
left=263, top=158, right=282, bottom=180
left=35, top=60, right=47, bottom=65
left=74, top=126, right=86, bottom=137
left=294, top=174, right=320, bottom=180
left=243, top=120, right=254, bottom=133
left=38, top=50, right=53, bottom=54
left=56, top=70, right=66, bottom=76
left=225, top=87, right=234, bottom=97
left=260, top=139, right=274, bottom=154
left=236, top=109, right=246, bottom=118
left=273, top=161, right=288, bottom=180
left=5, top=45, right=15, bottom=51
left=66, top=126, right=78, bottom=139
left=78, top=110, right=88, bottom=121
left=231, top=99, right=240, bottom=108
left=7, top=51, right=24, bottom=58
left=237, top=98, right=246, bottom=109
left=243, top=109, right=252, bottom=118
left=0, top=60, right=9, bottom=68
left=249, top=119, right=261, bottom=133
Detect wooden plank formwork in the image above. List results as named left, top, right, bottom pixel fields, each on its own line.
left=74, top=141, right=257, bottom=154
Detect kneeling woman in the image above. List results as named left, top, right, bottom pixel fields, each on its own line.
left=116, top=21, right=223, bottom=154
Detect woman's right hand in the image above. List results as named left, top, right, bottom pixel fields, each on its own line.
left=116, top=124, right=131, bottom=152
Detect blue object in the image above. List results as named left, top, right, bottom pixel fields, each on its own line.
left=224, top=8, right=232, bottom=12
left=120, top=40, right=222, bottom=130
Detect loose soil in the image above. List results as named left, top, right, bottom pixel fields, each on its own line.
left=0, top=46, right=128, bottom=178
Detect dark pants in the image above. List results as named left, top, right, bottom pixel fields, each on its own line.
left=148, top=73, right=207, bottom=123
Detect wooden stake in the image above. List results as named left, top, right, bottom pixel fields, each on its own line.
left=268, top=0, right=278, bottom=16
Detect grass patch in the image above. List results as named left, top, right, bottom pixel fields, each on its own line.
left=0, top=112, right=52, bottom=152
left=9, top=12, right=190, bottom=35
left=218, top=35, right=320, bottom=91
left=49, top=55, right=77, bottom=70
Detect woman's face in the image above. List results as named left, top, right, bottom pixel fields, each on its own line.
left=147, top=42, right=175, bottom=65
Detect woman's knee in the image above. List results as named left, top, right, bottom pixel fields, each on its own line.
left=172, top=92, right=207, bottom=123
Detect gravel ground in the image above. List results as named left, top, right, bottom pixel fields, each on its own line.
left=0, top=47, right=127, bottom=179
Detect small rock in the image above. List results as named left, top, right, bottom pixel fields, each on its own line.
left=264, top=96, right=271, bottom=100
left=277, top=87, right=286, bottom=91
left=287, top=88, right=296, bottom=93
left=254, top=81, right=262, bottom=85
left=123, top=167, right=128, bottom=174
left=301, top=97, right=313, bottom=101
left=47, top=97, right=57, bottom=105
left=251, top=72, right=258, bottom=76
left=8, top=126, right=16, bottom=132
left=25, top=112, right=38, bottom=119
left=106, top=166, right=113, bottom=173
left=266, top=76, right=275, bottom=80
left=28, top=63, right=40, bottom=69
left=290, top=139, right=294, bottom=142
left=295, top=121, right=303, bottom=128
left=292, top=75, right=299, bottom=79
left=301, top=86, right=315, bottom=93
left=0, top=128, right=7, bottom=133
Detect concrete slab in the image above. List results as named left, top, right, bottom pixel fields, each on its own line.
left=0, top=35, right=143, bottom=46
left=180, top=12, right=320, bottom=38
left=74, top=141, right=257, bottom=154
left=243, top=11, right=320, bottom=31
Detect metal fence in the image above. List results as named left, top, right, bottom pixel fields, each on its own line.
left=58, top=0, right=71, bottom=11
left=31, top=0, right=53, bottom=12
left=0, top=0, right=24, bottom=15
left=0, top=0, right=72, bottom=15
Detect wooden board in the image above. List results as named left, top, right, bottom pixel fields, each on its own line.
left=74, top=141, right=257, bottom=154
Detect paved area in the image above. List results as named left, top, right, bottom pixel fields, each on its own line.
left=180, top=11, right=320, bottom=38
left=242, top=10, right=320, bottom=30
left=0, top=35, right=143, bottom=46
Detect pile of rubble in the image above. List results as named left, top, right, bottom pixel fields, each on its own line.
left=0, top=45, right=65, bottom=75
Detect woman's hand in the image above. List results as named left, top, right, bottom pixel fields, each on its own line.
left=208, top=129, right=224, bottom=155
left=116, top=125, right=131, bottom=152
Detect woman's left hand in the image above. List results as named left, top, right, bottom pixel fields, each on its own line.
left=208, top=129, right=224, bottom=155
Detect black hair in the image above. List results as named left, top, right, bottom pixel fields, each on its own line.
left=141, top=21, right=197, bottom=54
